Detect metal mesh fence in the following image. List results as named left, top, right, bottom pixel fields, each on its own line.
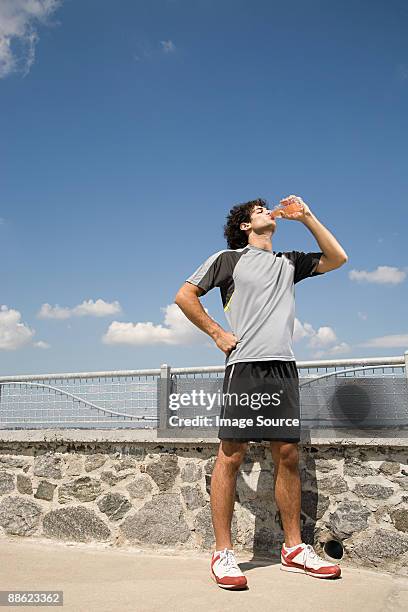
left=0, top=374, right=158, bottom=429
left=163, top=364, right=408, bottom=438
left=0, top=357, right=407, bottom=432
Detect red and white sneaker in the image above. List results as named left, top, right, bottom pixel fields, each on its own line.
left=281, top=543, right=341, bottom=579
left=210, top=548, right=248, bottom=589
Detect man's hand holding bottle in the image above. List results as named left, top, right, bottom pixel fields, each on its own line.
left=270, top=195, right=313, bottom=223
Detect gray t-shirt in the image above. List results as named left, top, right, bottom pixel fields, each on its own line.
left=185, top=245, right=325, bottom=366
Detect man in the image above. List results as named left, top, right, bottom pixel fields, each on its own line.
left=174, top=195, right=348, bottom=589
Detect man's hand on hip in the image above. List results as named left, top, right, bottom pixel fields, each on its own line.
left=211, top=329, right=239, bottom=356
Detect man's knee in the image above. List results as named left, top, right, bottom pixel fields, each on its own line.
left=216, top=440, right=248, bottom=472
left=272, top=441, right=299, bottom=468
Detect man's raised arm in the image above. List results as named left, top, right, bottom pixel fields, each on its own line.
left=302, top=213, right=348, bottom=273
left=280, top=195, right=348, bottom=274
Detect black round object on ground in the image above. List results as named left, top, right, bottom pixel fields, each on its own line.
left=324, top=539, right=344, bottom=559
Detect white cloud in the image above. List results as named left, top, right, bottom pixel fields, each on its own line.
left=293, top=319, right=315, bottom=342
left=349, top=266, right=406, bottom=285
left=160, top=39, right=175, bottom=53
left=293, top=317, right=350, bottom=358
left=38, top=303, right=71, bottom=320
left=294, top=318, right=337, bottom=347
left=37, top=299, right=122, bottom=320
left=72, top=299, right=122, bottom=317
left=308, top=326, right=338, bottom=348
left=312, top=342, right=351, bottom=359
left=326, top=342, right=350, bottom=354
left=0, top=305, right=35, bottom=350
left=358, top=311, right=368, bottom=321
left=359, top=334, right=408, bottom=349
left=102, top=303, right=206, bottom=346
left=0, top=0, right=61, bottom=78
left=34, top=340, right=50, bottom=349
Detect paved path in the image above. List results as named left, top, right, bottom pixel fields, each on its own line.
left=2, top=538, right=408, bottom=612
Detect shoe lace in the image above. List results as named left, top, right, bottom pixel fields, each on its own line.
left=303, top=544, right=325, bottom=567
left=219, top=548, right=240, bottom=574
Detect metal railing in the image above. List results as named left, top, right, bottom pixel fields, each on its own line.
left=0, top=352, right=407, bottom=430
left=0, top=369, right=160, bottom=429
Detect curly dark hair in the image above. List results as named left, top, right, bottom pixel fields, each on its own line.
left=223, top=198, right=268, bottom=249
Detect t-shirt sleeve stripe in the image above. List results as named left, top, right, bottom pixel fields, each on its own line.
left=284, top=251, right=325, bottom=284
left=185, top=250, right=228, bottom=295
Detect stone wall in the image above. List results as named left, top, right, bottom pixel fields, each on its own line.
left=0, top=431, right=407, bottom=576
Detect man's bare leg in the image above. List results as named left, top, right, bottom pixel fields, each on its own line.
left=270, top=440, right=302, bottom=547
left=210, top=440, right=248, bottom=550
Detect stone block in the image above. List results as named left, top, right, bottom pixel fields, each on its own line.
left=120, top=493, right=190, bottom=545
left=100, top=470, right=128, bottom=486
left=97, top=493, right=132, bottom=521
left=354, top=484, right=394, bottom=500
left=181, top=462, right=203, bottom=483
left=145, top=455, right=179, bottom=491
left=113, top=458, right=137, bottom=472
left=126, top=475, right=153, bottom=499
left=344, top=457, right=375, bottom=477
left=0, top=470, right=15, bottom=495
left=58, top=476, right=102, bottom=503
left=318, top=474, right=348, bottom=494
left=379, top=461, right=400, bottom=476
left=16, top=474, right=32, bottom=495
left=328, top=501, right=370, bottom=539
left=0, top=496, right=42, bottom=535
left=65, top=455, right=84, bottom=476
left=193, top=504, right=215, bottom=549
left=34, top=480, right=57, bottom=501
left=33, top=454, right=62, bottom=479
left=181, top=485, right=205, bottom=510
left=390, top=509, right=408, bottom=533
left=43, top=506, right=111, bottom=542
left=84, top=454, right=107, bottom=472
left=353, top=528, right=408, bottom=562
left=0, top=456, right=29, bottom=469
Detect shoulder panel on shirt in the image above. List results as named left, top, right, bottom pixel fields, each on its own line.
left=282, top=251, right=326, bottom=284
left=185, top=247, right=249, bottom=306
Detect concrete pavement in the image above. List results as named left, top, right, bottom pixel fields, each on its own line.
left=1, top=538, right=408, bottom=612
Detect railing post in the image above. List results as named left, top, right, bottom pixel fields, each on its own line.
left=158, top=363, right=171, bottom=434
left=405, top=351, right=408, bottom=379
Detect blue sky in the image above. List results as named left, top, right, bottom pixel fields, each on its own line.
left=1, top=0, right=407, bottom=375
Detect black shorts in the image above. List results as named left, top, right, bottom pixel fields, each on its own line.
left=218, top=360, right=301, bottom=443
